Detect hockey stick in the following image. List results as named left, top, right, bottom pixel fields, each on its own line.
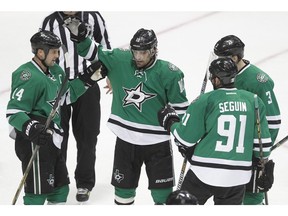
left=270, top=135, right=288, bottom=152
left=12, top=44, right=70, bottom=205
left=254, top=95, right=268, bottom=205
left=176, top=52, right=216, bottom=190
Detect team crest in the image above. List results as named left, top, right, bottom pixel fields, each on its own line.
left=114, top=169, right=124, bottom=183
left=256, top=73, right=268, bottom=83
left=46, top=174, right=55, bottom=187
left=168, top=63, right=179, bottom=71
left=20, top=71, right=31, bottom=81
left=123, top=82, right=156, bottom=112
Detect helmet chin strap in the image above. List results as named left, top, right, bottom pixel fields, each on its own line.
left=34, top=51, right=49, bottom=72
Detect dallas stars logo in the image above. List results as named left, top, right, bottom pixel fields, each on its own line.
left=114, top=169, right=124, bottom=183
left=123, top=82, right=156, bottom=112
left=47, top=90, right=61, bottom=117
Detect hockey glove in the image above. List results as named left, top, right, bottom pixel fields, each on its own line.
left=158, top=104, right=180, bottom=132
left=63, top=16, right=91, bottom=43
left=175, top=139, right=195, bottom=164
left=23, top=119, right=53, bottom=146
left=257, top=160, right=275, bottom=192
left=79, top=61, right=107, bottom=87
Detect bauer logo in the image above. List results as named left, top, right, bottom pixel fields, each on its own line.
left=155, top=177, right=173, bottom=184
left=20, top=70, right=31, bottom=81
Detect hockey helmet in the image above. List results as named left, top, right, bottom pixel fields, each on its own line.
left=30, top=30, right=61, bottom=54
left=166, top=190, right=198, bottom=205
left=209, top=57, right=238, bottom=86
left=130, top=28, right=157, bottom=51
left=214, top=35, right=245, bottom=59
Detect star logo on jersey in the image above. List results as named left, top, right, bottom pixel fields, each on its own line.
left=47, top=91, right=60, bottom=117
left=256, top=73, right=268, bottom=83
left=123, top=82, right=156, bottom=112
left=20, top=70, right=31, bottom=81
left=46, top=174, right=55, bottom=187
left=114, top=169, right=124, bottom=183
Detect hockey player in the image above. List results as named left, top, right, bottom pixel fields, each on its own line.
left=6, top=30, right=105, bottom=205
left=214, top=35, right=281, bottom=205
left=158, top=58, right=273, bottom=205
left=63, top=17, right=190, bottom=205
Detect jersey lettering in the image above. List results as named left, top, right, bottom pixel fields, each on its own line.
left=266, top=91, right=272, bottom=104
left=182, top=113, right=190, bottom=126
left=178, top=78, right=185, bottom=93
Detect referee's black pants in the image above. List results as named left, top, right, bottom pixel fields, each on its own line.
left=60, top=83, right=101, bottom=191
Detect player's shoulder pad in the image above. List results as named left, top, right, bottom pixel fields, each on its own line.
left=119, top=47, right=130, bottom=52
left=167, top=62, right=180, bottom=72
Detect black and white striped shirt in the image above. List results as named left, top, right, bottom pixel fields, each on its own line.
left=40, top=11, right=111, bottom=79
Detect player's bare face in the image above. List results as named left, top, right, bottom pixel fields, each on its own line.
left=46, top=48, right=60, bottom=67
left=132, top=50, right=152, bottom=68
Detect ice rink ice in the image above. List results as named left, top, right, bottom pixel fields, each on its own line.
left=0, top=10, right=287, bottom=213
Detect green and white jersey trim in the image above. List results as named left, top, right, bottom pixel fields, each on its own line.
left=107, top=114, right=170, bottom=145
left=190, top=155, right=252, bottom=187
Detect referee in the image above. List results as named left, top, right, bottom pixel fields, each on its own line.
left=40, top=11, right=111, bottom=202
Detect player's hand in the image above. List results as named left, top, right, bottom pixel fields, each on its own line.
left=175, top=139, right=195, bottom=163
left=23, top=120, right=53, bottom=146
left=257, top=160, right=275, bottom=192
left=80, top=61, right=107, bottom=87
left=104, top=78, right=113, bottom=94
left=158, top=104, right=180, bottom=132
left=63, top=17, right=90, bottom=43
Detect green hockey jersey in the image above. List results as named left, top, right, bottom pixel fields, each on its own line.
left=235, top=60, right=281, bottom=144
left=170, top=88, right=272, bottom=187
left=6, top=60, right=87, bottom=148
left=77, top=38, right=189, bottom=145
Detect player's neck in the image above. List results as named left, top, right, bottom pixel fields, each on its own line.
left=33, top=56, right=48, bottom=74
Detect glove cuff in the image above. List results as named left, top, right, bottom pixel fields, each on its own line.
left=22, top=119, right=39, bottom=137
left=166, top=117, right=180, bottom=132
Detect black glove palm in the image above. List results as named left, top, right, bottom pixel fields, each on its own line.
left=79, top=61, right=107, bottom=87
left=23, top=120, right=53, bottom=146
left=175, top=140, right=195, bottom=163
left=158, top=104, right=180, bottom=132
left=257, top=160, right=275, bottom=192
left=63, top=17, right=90, bottom=43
